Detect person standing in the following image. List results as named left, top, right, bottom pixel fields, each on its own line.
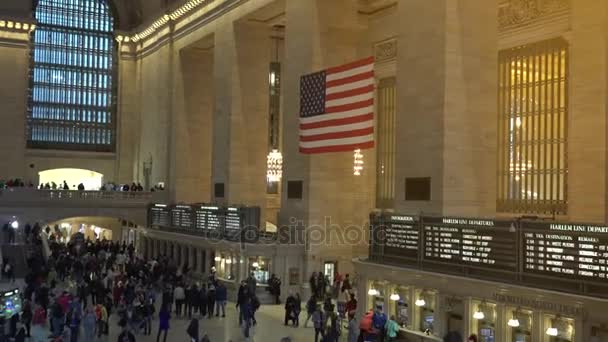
left=371, top=305, right=387, bottom=342
left=215, top=282, right=227, bottom=317
left=236, top=283, right=248, bottom=325
left=198, top=284, right=208, bottom=318
left=206, top=284, right=216, bottom=319
left=174, top=283, right=185, bottom=317
left=246, top=272, right=257, bottom=295
left=268, top=274, right=281, bottom=304
left=325, top=304, right=340, bottom=342
left=186, top=318, right=199, bottom=342
left=95, top=302, right=108, bottom=338
left=21, top=300, right=32, bottom=337
left=284, top=292, right=295, bottom=326
left=347, top=313, right=359, bottom=342
left=385, top=315, right=400, bottom=342
left=156, top=305, right=171, bottom=342
left=293, top=293, right=302, bottom=327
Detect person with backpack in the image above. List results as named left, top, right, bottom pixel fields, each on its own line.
left=358, top=309, right=374, bottom=342
left=312, top=304, right=325, bottom=342
left=371, top=305, right=387, bottom=342
left=30, top=303, right=47, bottom=342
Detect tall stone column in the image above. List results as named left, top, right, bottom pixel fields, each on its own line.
left=212, top=20, right=271, bottom=218
left=569, top=0, right=608, bottom=222
left=395, top=0, right=498, bottom=217
left=281, top=0, right=374, bottom=281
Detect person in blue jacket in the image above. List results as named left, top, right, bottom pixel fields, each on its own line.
left=371, top=305, right=387, bottom=342
left=156, top=304, right=171, bottom=342
left=215, top=282, right=227, bottom=317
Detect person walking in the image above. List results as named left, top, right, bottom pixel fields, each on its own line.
left=156, top=305, right=171, bottom=342
left=304, top=295, right=316, bottom=328
left=198, top=285, right=208, bottom=318
left=347, top=313, right=359, bottom=342
left=268, top=274, right=281, bottom=304
left=215, top=282, right=227, bottom=317
left=82, top=307, right=97, bottom=342
left=30, top=303, right=47, bottom=342
left=325, top=304, right=340, bottom=342
left=186, top=318, right=199, bottom=342
left=118, top=318, right=135, bottom=342
left=293, top=293, right=302, bottom=327
left=21, top=300, right=32, bottom=337
left=284, top=292, right=296, bottom=326
left=312, top=304, right=325, bottom=342
left=95, top=302, right=108, bottom=338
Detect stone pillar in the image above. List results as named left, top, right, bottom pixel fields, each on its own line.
left=281, top=0, right=374, bottom=281
left=168, top=44, right=214, bottom=203
left=212, top=19, right=270, bottom=216
left=395, top=0, right=498, bottom=216
left=569, top=0, right=608, bottom=222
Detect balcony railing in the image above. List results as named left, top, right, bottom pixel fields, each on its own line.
left=0, top=188, right=165, bottom=205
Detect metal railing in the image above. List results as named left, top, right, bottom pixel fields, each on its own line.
left=0, top=188, right=162, bottom=203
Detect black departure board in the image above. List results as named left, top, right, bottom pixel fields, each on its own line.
left=171, top=205, right=193, bottom=228
left=383, top=215, right=419, bottom=259
left=522, top=221, right=608, bottom=281
left=422, top=217, right=517, bottom=271
left=225, top=207, right=241, bottom=230
left=201, top=205, right=223, bottom=230
left=149, top=204, right=170, bottom=227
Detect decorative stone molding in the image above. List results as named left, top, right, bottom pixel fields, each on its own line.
left=374, top=38, right=397, bottom=63
left=499, top=0, right=569, bottom=31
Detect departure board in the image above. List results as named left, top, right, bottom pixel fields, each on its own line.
left=149, top=204, right=170, bottom=227
left=225, top=207, right=242, bottom=230
left=194, top=206, right=207, bottom=230
left=171, top=205, right=193, bottom=228
left=383, top=215, right=419, bottom=259
left=522, top=221, right=608, bottom=281
left=201, top=205, right=223, bottom=230
left=422, top=217, right=517, bottom=271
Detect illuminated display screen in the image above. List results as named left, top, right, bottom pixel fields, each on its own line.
left=383, top=215, right=419, bottom=259
left=422, top=217, right=516, bottom=271
left=0, top=289, right=22, bottom=318
left=171, top=205, right=193, bottom=228
left=150, top=204, right=170, bottom=227
left=522, top=222, right=608, bottom=280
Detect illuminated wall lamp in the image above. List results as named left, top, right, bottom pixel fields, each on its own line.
left=389, top=293, right=400, bottom=301
left=473, top=310, right=485, bottom=320
left=507, top=318, right=520, bottom=327
left=214, top=256, right=221, bottom=261
left=415, top=298, right=426, bottom=307
left=546, top=327, right=558, bottom=336
left=368, top=288, right=378, bottom=296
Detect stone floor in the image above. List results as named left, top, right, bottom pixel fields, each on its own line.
left=105, top=302, right=345, bottom=342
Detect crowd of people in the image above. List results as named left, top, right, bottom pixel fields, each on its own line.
left=0, top=178, right=165, bottom=192
left=15, top=226, right=271, bottom=342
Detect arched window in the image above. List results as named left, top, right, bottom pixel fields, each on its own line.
left=28, top=0, right=116, bottom=152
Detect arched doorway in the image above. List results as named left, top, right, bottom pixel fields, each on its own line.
left=38, top=168, right=104, bottom=190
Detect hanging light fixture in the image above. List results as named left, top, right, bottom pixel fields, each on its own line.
left=415, top=298, right=426, bottom=307
left=390, top=293, right=400, bottom=301
left=508, top=318, right=520, bottom=327
left=353, top=149, right=364, bottom=175
left=368, top=288, right=378, bottom=296
left=546, top=327, right=558, bottom=336
left=214, top=256, right=221, bottom=261
left=473, top=302, right=486, bottom=320
left=267, top=149, right=283, bottom=182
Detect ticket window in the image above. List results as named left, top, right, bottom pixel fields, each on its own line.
left=473, top=302, right=497, bottom=342
left=507, top=309, right=533, bottom=342
left=416, top=291, right=436, bottom=334
left=445, top=298, right=465, bottom=338
left=544, top=315, right=574, bottom=342
left=324, top=261, right=337, bottom=285
left=367, top=282, right=385, bottom=312
left=387, top=286, right=410, bottom=328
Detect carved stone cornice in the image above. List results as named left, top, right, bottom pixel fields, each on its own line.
left=499, top=0, right=569, bottom=31
left=374, top=38, right=396, bottom=63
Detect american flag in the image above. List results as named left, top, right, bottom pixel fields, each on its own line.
left=299, top=57, right=375, bottom=154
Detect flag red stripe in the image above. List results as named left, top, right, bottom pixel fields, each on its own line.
left=300, top=113, right=373, bottom=130
left=299, top=140, right=375, bottom=154
left=300, top=127, right=374, bottom=142
left=325, top=99, right=374, bottom=114
left=325, top=84, right=375, bottom=101
left=326, top=71, right=374, bottom=88
left=326, top=56, right=375, bottom=75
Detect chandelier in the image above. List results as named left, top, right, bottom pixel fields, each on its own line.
left=353, top=149, right=364, bottom=175
left=267, top=149, right=283, bottom=182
